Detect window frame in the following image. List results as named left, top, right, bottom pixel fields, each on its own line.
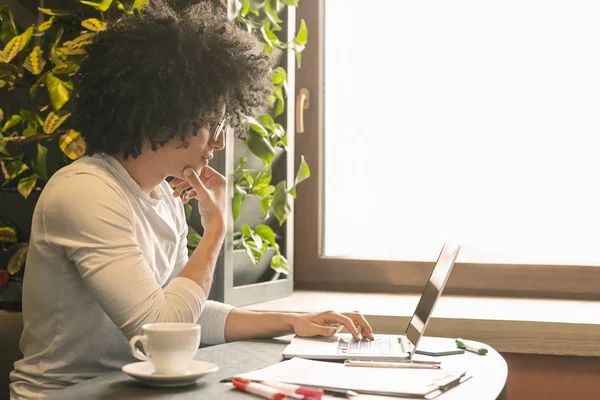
left=293, top=0, right=600, bottom=300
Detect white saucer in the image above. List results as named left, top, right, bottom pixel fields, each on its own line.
left=121, top=360, right=219, bottom=387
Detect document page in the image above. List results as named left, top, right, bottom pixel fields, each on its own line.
left=239, top=357, right=467, bottom=397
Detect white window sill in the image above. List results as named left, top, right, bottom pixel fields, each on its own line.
left=242, top=290, right=600, bottom=357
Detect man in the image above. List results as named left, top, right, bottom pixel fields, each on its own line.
left=9, top=1, right=373, bottom=399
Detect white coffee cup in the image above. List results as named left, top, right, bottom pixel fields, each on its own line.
left=129, top=323, right=201, bottom=375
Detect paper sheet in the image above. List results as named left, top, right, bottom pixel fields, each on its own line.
left=239, top=358, right=467, bottom=397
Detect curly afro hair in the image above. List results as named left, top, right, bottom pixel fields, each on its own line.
left=74, top=0, right=274, bottom=158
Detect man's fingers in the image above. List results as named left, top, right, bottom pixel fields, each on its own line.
left=199, top=166, right=226, bottom=188
left=312, top=323, right=337, bottom=337
left=326, top=313, right=361, bottom=341
left=172, top=180, right=191, bottom=198
left=183, top=168, right=209, bottom=199
left=346, top=312, right=375, bottom=340
left=169, top=177, right=185, bottom=187
left=182, top=189, right=197, bottom=204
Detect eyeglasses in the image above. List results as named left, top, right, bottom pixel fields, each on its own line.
left=211, top=115, right=230, bottom=142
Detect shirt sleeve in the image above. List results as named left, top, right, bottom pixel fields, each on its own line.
left=198, top=301, right=235, bottom=345
left=42, top=173, right=207, bottom=340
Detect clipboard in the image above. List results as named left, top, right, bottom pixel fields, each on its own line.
left=237, top=357, right=472, bottom=399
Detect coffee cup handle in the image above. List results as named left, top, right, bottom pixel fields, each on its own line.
left=129, top=335, right=149, bottom=362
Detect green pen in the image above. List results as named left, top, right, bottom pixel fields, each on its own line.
left=455, top=338, right=488, bottom=355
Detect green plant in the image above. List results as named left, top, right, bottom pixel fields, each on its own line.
left=0, top=1, right=149, bottom=289
left=227, top=0, right=310, bottom=276
left=234, top=224, right=288, bottom=273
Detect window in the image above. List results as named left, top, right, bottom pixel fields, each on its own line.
left=294, top=0, right=600, bottom=299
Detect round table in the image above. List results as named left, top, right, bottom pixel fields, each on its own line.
left=45, top=336, right=507, bottom=400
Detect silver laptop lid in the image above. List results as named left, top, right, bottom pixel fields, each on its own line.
left=404, top=243, right=461, bottom=354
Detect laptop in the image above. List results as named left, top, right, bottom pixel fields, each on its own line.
left=282, top=243, right=461, bottom=361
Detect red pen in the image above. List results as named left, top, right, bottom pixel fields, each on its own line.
left=261, top=380, right=324, bottom=400
left=233, top=377, right=295, bottom=400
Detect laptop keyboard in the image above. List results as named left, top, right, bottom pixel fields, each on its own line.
left=336, top=337, right=392, bottom=355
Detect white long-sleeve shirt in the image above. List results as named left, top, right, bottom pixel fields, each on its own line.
left=9, top=153, right=233, bottom=399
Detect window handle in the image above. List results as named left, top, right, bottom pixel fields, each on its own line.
left=295, top=87, right=310, bottom=133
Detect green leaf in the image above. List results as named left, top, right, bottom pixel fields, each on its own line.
left=0, top=226, right=17, bottom=243
left=0, top=6, right=17, bottom=44
left=17, top=174, right=39, bottom=199
left=80, top=0, right=114, bottom=12
left=242, top=224, right=263, bottom=249
left=257, top=114, right=276, bottom=132
left=23, top=46, right=46, bottom=75
left=37, top=17, right=55, bottom=32
left=273, top=123, right=285, bottom=138
left=295, top=19, right=308, bottom=45
left=271, top=181, right=292, bottom=225
left=246, top=116, right=269, bottom=137
left=242, top=239, right=261, bottom=266
left=295, top=155, right=311, bottom=185
left=43, top=111, right=71, bottom=134
left=184, top=203, right=192, bottom=221
left=270, top=254, right=289, bottom=274
left=272, top=67, right=286, bottom=85
left=35, top=144, right=48, bottom=179
left=232, top=193, right=243, bottom=221
left=241, top=0, right=250, bottom=17
left=295, top=49, right=303, bottom=68
left=0, top=108, right=3, bottom=123
left=133, top=0, right=150, bottom=10
left=187, top=225, right=202, bottom=248
left=273, top=87, right=285, bottom=117
left=62, top=33, right=95, bottom=52
left=81, top=18, right=107, bottom=32
left=23, top=123, right=37, bottom=137
left=7, top=243, right=28, bottom=275
left=256, top=185, right=276, bottom=197
left=2, top=114, right=21, bottom=132
left=233, top=184, right=247, bottom=221
left=45, top=73, right=73, bottom=110
left=0, top=139, right=7, bottom=156
left=261, top=196, right=272, bottom=215
left=264, top=43, right=273, bottom=56
left=59, top=129, right=86, bottom=160
left=38, top=8, right=75, bottom=16
left=247, top=130, right=275, bottom=165
left=265, top=0, right=282, bottom=31
left=29, top=72, right=48, bottom=97
left=5, top=160, right=29, bottom=179
left=2, top=26, right=33, bottom=63
left=52, top=63, right=79, bottom=75
left=281, top=0, right=299, bottom=6
left=252, top=166, right=272, bottom=191
left=260, top=24, right=281, bottom=49
left=256, top=224, right=276, bottom=246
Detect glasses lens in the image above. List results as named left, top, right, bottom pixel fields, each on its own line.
left=213, top=116, right=229, bottom=141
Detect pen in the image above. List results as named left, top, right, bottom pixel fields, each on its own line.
left=233, top=377, right=300, bottom=400
left=455, top=338, right=488, bottom=355
left=261, top=380, right=324, bottom=399
left=320, top=387, right=359, bottom=398
left=344, top=360, right=440, bottom=369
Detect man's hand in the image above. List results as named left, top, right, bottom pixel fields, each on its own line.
left=170, top=167, right=227, bottom=231
left=291, top=310, right=375, bottom=341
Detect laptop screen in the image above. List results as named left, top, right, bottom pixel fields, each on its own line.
left=405, top=244, right=461, bottom=351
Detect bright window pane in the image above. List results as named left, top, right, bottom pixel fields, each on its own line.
left=324, top=0, right=600, bottom=265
